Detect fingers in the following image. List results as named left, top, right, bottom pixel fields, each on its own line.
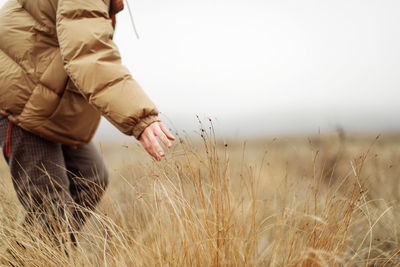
left=140, top=137, right=157, bottom=161
left=148, top=132, right=165, bottom=158
left=155, top=127, right=172, bottom=148
left=139, top=121, right=174, bottom=161
left=140, top=125, right=165, bottom=161
left=160, top=122, right=175, bottom=141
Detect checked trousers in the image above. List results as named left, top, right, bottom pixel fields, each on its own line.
left=0, top=115, right=109, bottom=243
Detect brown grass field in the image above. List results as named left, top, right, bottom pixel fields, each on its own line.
left=1, top=122, right=400, bottom=266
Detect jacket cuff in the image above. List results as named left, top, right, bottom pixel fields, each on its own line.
left=132, top=115, right=161, bottom=140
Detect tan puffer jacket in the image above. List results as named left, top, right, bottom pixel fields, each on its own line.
left=0, top=0, right=160, bottom=147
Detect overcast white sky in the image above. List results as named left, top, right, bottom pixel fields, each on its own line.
left=2, top=0, right=400, bottom=139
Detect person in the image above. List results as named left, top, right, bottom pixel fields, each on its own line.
left=0, top=0, right=174, bottom=249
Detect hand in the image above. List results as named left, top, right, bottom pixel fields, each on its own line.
left=139, top=121, right=175, bottom=161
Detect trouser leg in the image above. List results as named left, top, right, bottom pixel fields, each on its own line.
left=0, top=117, right=73, bottom=234
left=0, top=116, right=109, bottom=246
left=62, top=142, right=109, bottom=231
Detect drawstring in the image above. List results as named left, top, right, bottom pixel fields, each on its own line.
left=5, top=121, right=12, bottom=158
left=111, top=0, right=140, bottom=39
left=125, top=0, right=140, bottom=39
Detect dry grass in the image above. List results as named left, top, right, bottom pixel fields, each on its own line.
left=1, top=122, right=400, bottom=266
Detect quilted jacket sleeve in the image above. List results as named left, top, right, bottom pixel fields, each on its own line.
left=56, top=0, right=160, bottom=139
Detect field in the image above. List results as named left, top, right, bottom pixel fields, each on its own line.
left=1, top=123, right=400, bottom=266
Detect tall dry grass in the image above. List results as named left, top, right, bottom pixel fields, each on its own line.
left=0, top=122, right=400, bottom=266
